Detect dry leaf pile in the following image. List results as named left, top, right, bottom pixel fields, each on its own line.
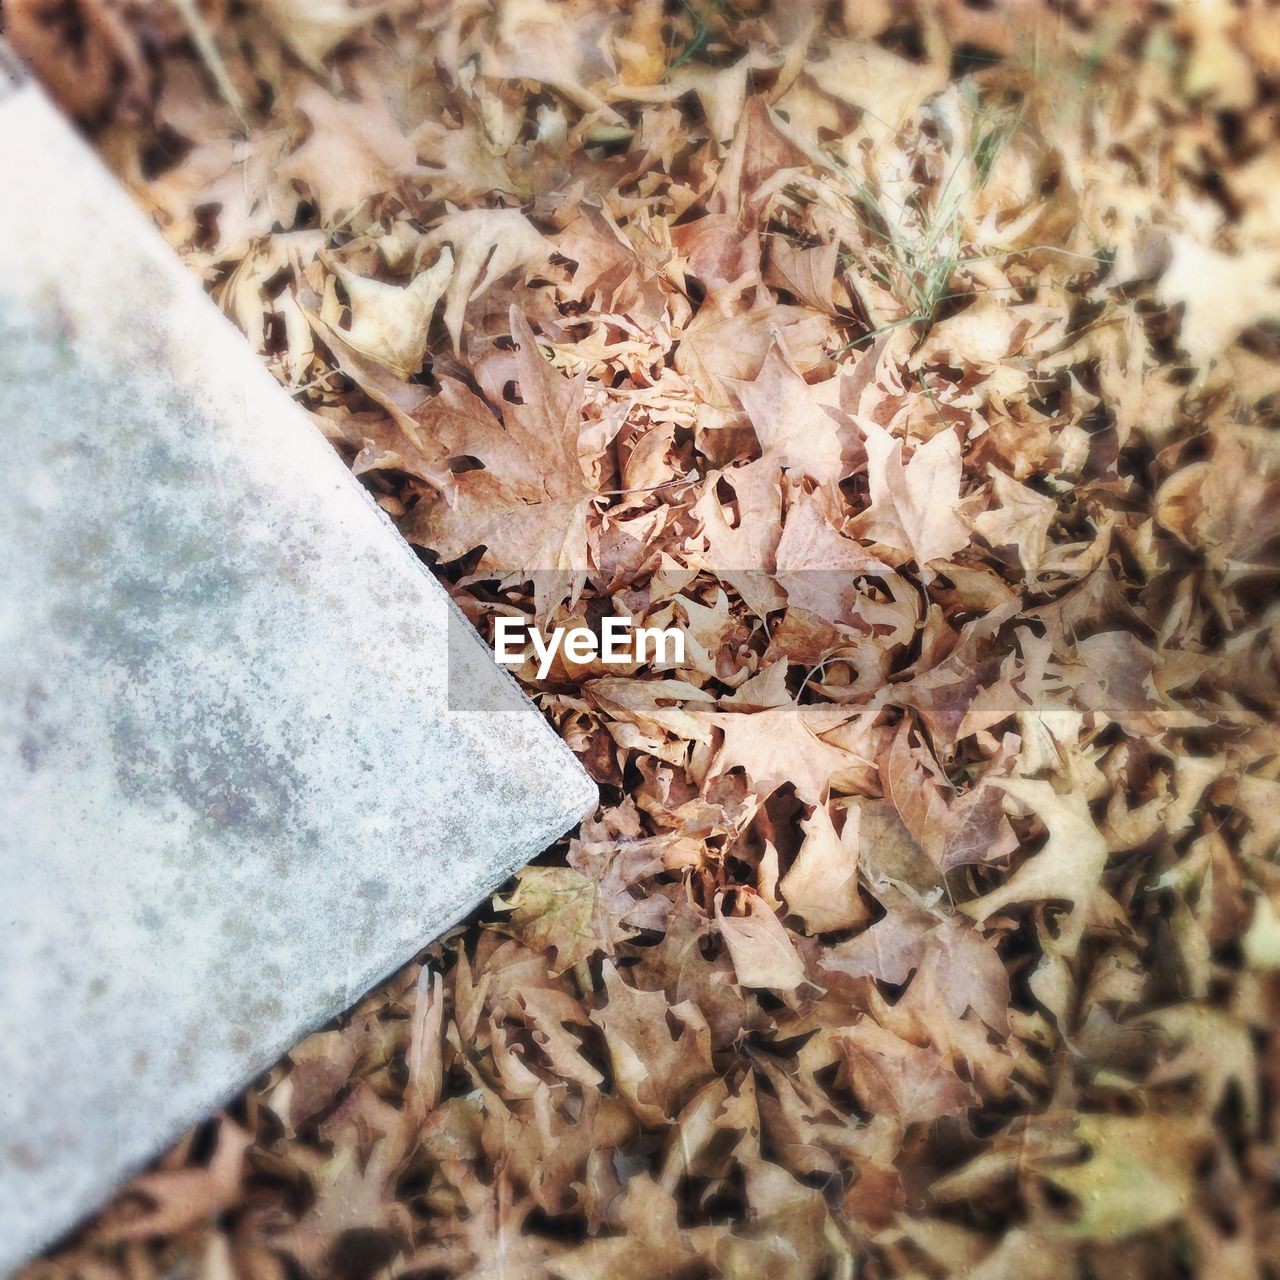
left=11, top=0, right=1280, bottom=1276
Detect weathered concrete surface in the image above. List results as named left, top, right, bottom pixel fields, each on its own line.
left=0, top=76, right=595, bottom=1270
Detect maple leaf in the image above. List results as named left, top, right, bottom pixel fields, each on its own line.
left=591, top=961, right=715, bottom=1124
left=971, top=465, right=1059, bottom=576
left=267, top=1083, right=416, bottom=1270
left=775, top=486, right=890, bottom=626
left=402, top=309, right=597, bottom=575
left=915, top=296, right=1065, bottom=368
left=493, top=865, right=601, bottom=974
left=891, top=622, right=1022, bottom=755
left=551, top=1173, right=726, bottom=1280
left=625, top=895, right=772, bottom=1051
left=146, top=131, right=297, bottom=257
left=779, top=802, right=869, bottom=935
left=715, top=890, right=808, bottom=992
left=699, top=700, right=869, bottom=806
left=587, top=676, right=716, bottom=746
left=766, top=237, right=844, bottom=314
left=692, top=457, right=787, bottom=618
left=838, top=1021, right=976, bottom=1130
left=275, top=1028, right=363, bottom=1132
left=734, top=344, right=850, bottom=486
left=1037, top=1113, right=1212, bottom=1241
left=90, top=1117, right=251, bottom=1243
left=1156, top=233, right=1280, bottom=369
left=675, top=304, right=833, bottom=408
left=52, top=0, right=1280, bottom=1270
left=821, top=897, right=1011, bottom=1034
left=935, top=778, right=1020, bottom=874
left=404, top=1168, right=554, bottom=1278
left=805, top=38, right=948, bottom=147
left=853, top=419, right=971, bottom=566
left=1144, top=1005, right=1259, bottom=1129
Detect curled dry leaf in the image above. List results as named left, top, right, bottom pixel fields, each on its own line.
left=323, top=247, right=452, bottom=376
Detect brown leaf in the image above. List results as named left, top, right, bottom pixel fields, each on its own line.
left=838, top=1022, right=976, bottom=1129
left=91, top=1118, right=252, bottom=1243
left=735, top=344, right=849, bottom=485
left=780, top=803, right=869, bottom=934
left=591, top=961, right=715, bottom=1123
left=963, top=779, right=1109, bottom=956
left=701, top=701, right=867, bottom=806
left=715, top=890, right=808, bottom=992
left=279, top=79, right=417, bottom=225
left=853, top=420, right=971, bottom=566
left=419, top=209, right=552, bottom=353
left=493, top=865, right=602, bottom=974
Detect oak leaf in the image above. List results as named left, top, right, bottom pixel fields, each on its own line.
left=419, top=209, right=552, bottom=353
left=962, top=779, right=1109, bottom=956
left=700, top=701, right=868, bottom=806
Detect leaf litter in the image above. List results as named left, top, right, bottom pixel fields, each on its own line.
left=10, top=0, right=1280, bottom=1276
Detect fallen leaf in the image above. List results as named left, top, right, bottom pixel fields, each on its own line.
left=963, top=779, right=1109, bottom=955
left=419, top=208, right=552, bottom=353
left=780, top=802, right=869, bottom=934
left=254, top=0, right=382, bottom=70
left=324, top=247, right=452, bottom=375
left=280, top=79, right=417, bottom=225
left=854, top=419, right=971, bottom=566
left=1039, top=1112, right=1211, bottom=1241
left=1156, top=233, right=1280, bottom=369
left=494, top=865, right=601, bottom=974
left=715, top=890, right=808, bottom=992
left=701, top=701, right=867, bottom=806
left=838, top=1021, right=976, bottom=1129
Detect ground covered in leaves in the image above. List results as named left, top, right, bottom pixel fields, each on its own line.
left=12, top=0, right=1280, bottom=1276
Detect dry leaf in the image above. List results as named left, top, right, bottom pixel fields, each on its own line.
left=420, top=209, right=552, bottom=353
left=254, top=0, right=382, bottom=70
left=715, top=890, right=808, bottom=992
left=324, top=248, right=452, bottom=375
left=855, top=419, right=971, bottom=566
left=779, top=803, right=869, bottom=934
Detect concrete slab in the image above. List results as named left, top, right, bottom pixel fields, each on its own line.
left=0, top=73, right=596, bottom=1270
